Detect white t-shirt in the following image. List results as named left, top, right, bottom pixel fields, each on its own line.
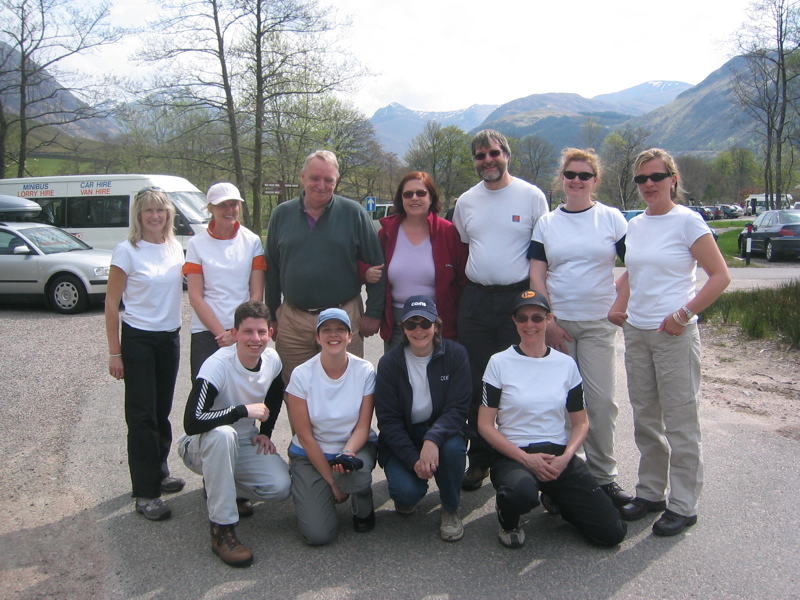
left=287, top=353, right=377, bottom=455
left=111, top=239, right=184, bottom=331
left=454, top=177, right=548, bottom=285
left=625, top=204, right=712, bottom=329
left=185, top=225, right=264, bottom=333
left=483, top=347, right=582, bottom=447
left=197, top=345, right=283, bottom=440
left=404, top=347, right=433, bottom=424
left=532, top=202, right=627, bottom=320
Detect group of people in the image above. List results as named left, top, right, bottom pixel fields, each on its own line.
left=104, top=131, right=730, bottom=568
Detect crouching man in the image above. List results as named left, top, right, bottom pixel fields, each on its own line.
left=177, top=300, right=291, bottom=567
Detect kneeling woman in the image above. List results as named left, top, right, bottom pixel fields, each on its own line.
left=374, top=296, right=471, bottom=542
left=286, top=308, right=378, bottom=545
left=478, top=290, right=626, bottom=549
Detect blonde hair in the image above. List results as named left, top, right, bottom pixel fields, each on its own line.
left=552, top=147, right=602, bottom=193
left=128, top=188, right=176, bottom=247
left=634, top=148, right=685, bottom=201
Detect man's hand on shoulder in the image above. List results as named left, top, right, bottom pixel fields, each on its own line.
left=360, top=316, right=380, bottom=337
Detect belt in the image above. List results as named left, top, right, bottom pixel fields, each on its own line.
left=296, top=303, right=344, bottom=314
left=472, top=279, right=529, bottom=294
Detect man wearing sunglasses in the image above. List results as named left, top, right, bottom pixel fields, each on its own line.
left=452, top=130, right=548, bottom=492
left=265, top=150, right=386, bottom=384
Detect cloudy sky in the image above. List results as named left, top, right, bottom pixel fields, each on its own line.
left=89, top=0, right=755, bottom=117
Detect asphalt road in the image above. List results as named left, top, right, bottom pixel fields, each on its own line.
left=1, top=264, right=799, bottom=599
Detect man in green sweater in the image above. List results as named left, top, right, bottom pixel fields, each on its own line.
left=265, top=150, right=385, bottom=384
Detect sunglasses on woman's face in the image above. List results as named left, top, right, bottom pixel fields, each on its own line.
left=633, top=172, right=672, bottom=184
left=512, top=314, right=547, bottom=324
left=402, top=319, right=433, bottom=331
left=563, top=171, right=595, bottom=181
left=402, top=189, right=429, bottom=199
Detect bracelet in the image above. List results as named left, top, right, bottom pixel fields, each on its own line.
left=672, top=312, right=689, bottom=327
left=341, top=449, right=353, bottom=455
left=109, top=353, right=122, bottom=357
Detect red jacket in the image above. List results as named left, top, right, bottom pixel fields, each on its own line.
left=376, top=212, right=468, bottom=342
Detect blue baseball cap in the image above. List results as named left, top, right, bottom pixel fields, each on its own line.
left=316, top=308, right=351, bottom=331
left=401, top=295, right=438, bottom=322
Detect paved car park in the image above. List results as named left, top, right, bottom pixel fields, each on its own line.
left=1, top=266, right=799, bottom=599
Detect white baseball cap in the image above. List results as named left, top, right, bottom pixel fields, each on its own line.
left=207, top=182, right=244, bottom=205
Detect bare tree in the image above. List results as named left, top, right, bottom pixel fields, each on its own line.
left=515, top=134, right=558, bottom=189
left=600, top=124, right=651, bottom=209
left=578, top=116, right=606, bottom=150
left=731, top=0, right=800, bottom=209
left=0, top=0, right=124, bottom=177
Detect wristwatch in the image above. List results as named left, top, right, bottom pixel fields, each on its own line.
left=681, top=305, right=695, bottom=320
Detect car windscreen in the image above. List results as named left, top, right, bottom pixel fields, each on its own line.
left=169, top=191, right=211, bottom=224
left=23, top=226, right=92, bottom=254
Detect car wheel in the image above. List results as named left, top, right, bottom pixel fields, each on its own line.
left=49, top=274, right=89, bottom=314
left=765, top=240, right=779, bottom=262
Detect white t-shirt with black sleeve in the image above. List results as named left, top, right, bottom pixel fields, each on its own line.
left=287, top=353, right=378, bottom=455
left=530, top=202, right=627, bottom=321
left=111, top=238, right=184, bottom=332
left=482, top=346, right=583, bottom=447
left=625, top=204, right=713, bottom=330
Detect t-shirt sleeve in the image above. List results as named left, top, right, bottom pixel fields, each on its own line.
left=110, top=243, right=132, bottom=274
left=482, top=354, right=502, bottom=390
left=566, top=383, right=585, bottom=412
left=286, top=365, right=308, bottom=399
left=183, top=238, right=201, bottom=275
left=183, top=378, right=247, bottom=435
left=482, top=382, right=502, bottom=408
left=528, top=240, right=547, bottom=262
left=684, top=211, right=714, bottom=247
left=363, top=362, right=376, bottom=396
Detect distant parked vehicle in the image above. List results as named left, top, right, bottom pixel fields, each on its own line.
left=720, top=204, right=743, bottom=218
left=621, top=209, right=644, bottom=221
left=704, top=206, right=722, bottom=220
left=737, top=210, right=800, bottom=262
left=687, top=205, right=712, bottom=221
left=370, top=202, right=394, bottom=231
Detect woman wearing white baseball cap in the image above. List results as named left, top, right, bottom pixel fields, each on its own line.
left=184, top=182, right=266, bottom=379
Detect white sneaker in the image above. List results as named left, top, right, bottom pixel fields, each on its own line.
left=498, top=525, right=525, bottom=549
left=439, top=509, right=464, bottom=542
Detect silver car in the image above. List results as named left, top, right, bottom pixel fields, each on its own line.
left=0, top=221, right=111, bottom=313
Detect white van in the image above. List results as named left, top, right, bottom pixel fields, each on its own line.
left=744, top=193, right=794, bottom=216
left=0, top=174, right=209, bottom=250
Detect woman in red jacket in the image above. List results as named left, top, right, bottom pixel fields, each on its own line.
left=367, top=172, right=468, bottom=350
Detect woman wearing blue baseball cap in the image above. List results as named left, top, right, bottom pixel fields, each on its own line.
left=285, top=308, right=378, bottom=545
left=374, top=296, right=471, bottom=541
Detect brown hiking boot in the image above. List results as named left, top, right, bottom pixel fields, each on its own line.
left=210, top=522, right=253, bottom=568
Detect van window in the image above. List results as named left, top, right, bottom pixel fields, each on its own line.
left=33, top=198, right=66, bottom=227
left=66, top=196, right=129, bottom=228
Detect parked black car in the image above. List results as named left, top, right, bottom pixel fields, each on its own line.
left=738, top=210, right=800, bottom=262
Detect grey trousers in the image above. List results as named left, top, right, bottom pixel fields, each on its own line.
left=289, top=443, right=377, bottom=546
left=178, top=427, right=291, bottom=525
left=622, top=322, right=703, bottom=516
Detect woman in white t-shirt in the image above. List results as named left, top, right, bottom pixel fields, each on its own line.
left=184, top=182, right=266, bottom=379
left=285, top=308, right=378, bottom=545
left=529, top=147, right=631, bottom=509
left=105, top=188, right=185, bottom=521
left=608, top=148, right=730, bottom=536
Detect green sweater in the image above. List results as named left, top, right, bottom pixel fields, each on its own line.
left=265, top=192, right=386, bottom=319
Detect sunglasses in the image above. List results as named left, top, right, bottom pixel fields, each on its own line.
left=473, top=149, right=503, bottom=161
left=512, top=314, right=548, bottom=324
left=633, top=172, right=672, bottom=184
left=136, top=186, right=164, bottom=197
left=402, top=189, right=429, bottom=199
left=563, top=171, right=595, bottom=181
left=402, top=319, right=433, bottom=331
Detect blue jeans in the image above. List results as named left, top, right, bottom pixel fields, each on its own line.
left=384, top=424, right=466, bottom=512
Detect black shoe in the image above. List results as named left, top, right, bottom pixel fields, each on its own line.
left=619, top=497, right=667, bottom=521
left=236, top=498, right=254, bottom=518
left=653, top=510, right=697, bottom=536
left=540, top=492, right=559, bottom=515
left=353, top=511, right=375, bottom=533
left=462, top=467, right=489, bottom=491
left=600, top=482, right=634, bottom=507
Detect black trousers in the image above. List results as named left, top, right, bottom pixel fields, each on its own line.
left=490, top=447, right=627, bottom=546
left=190, top=330, right=220, bottom=381
left=457, top=282, right=522, bottom=469
left=122, top=323, right=180, bottom=499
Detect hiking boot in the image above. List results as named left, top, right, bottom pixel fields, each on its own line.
left=135, top=497, right=172, bottom=521
left=160, top=476, right=186, bottom=494
left=461, top=466, right=489, bottom=491
left=353, top=511, right=376, bottom=533
left=210, top=522, right=254, bottom=568
left=439, top=509, right=464, bottom=542
left=394, top=501, right=416, bottom=515
left=237, top=498, right=254, bottom=518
